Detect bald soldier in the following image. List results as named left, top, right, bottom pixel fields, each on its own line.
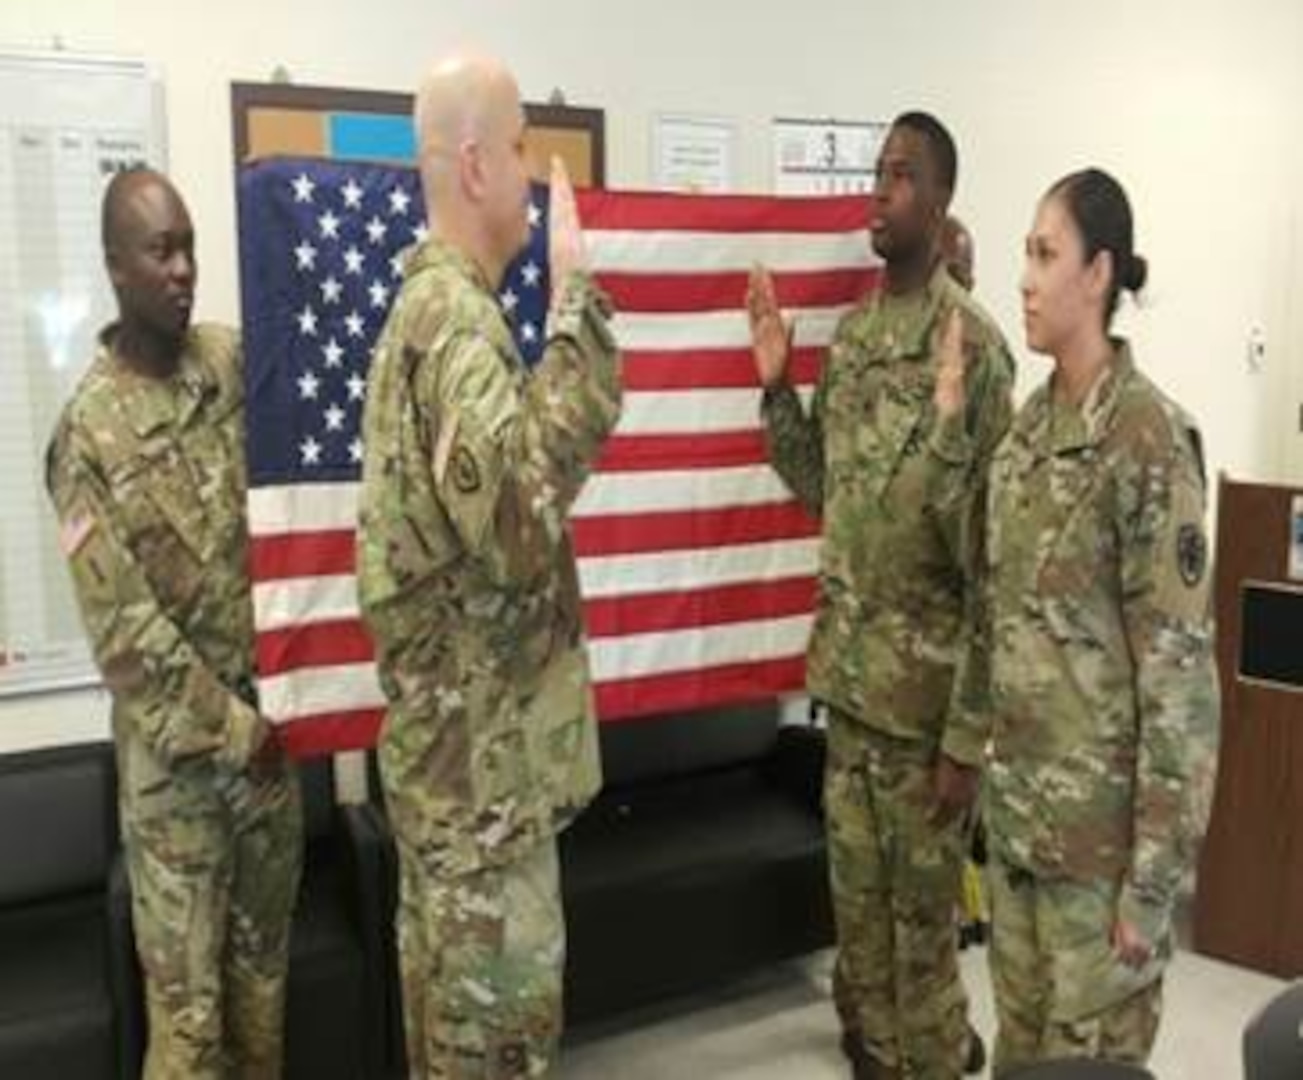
left=357, top=55, right=621, bottom=1077
left=46, top=169, right=302, bottom=1078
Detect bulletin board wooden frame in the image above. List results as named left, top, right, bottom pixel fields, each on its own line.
left=230, top=81, right=605, bottom=187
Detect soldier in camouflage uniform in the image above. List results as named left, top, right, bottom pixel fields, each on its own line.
left=748, top=113, right=1015, bottom=1079
left=356, top=54, right=621, bottom=1079
left=46, top=168, right=303, bottom=1079
left=984, top=168, right=1219, bottom=1075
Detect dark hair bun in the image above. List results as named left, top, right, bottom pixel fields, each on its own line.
left=1122, top=252, right=1148, bottom=293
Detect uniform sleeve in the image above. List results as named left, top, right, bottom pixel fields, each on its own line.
left=939, top=330, right=1016, bottom=766
left=46, top=425, right=266, bottom=773
left=760, top=367, right=827, bottom=517
left=1114, top=428, right=1221, bottom=942
left=422, top=271, right=622, bottom=588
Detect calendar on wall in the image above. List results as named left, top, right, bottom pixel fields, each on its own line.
left=772, top=116, right=887, bottom=196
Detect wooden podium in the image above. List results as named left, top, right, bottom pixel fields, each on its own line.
left=1194, top=476, right=1303, bottom=975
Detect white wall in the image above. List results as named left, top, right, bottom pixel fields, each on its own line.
left=3, top=0, right=1301, bottom=750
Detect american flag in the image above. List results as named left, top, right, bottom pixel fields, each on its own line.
left=237, top=157, right=879, bottom=757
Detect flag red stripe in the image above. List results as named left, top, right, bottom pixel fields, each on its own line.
left=277, top=709, right=384, bottom=756
left=251, top=530, right=355, bottom=582
left=255, top=576, right=817, bottom=678
left=583, top=576, right=816, bottom=639
left=257, top=617, right=373, bottom=675
left=594, top=655, right=808, bottom=721
left=621, top=347, right=822, bottom=391
left=572, top=501, right=817, bottom=557
left=597, top=431, right=769, bottom=471
left=596, top=267, right=877, bottom=313
left=579, top=189, right=873, bottom=233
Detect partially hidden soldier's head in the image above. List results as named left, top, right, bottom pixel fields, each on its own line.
left=414, top=53, right=533, bottom=282
left=870, top=111, right=957, bottom=269
left=1022, top=166, right=1147, bottom=355
left=941, top=214, right=975, bottom=293
left=101, top=167, right=196, bottom=348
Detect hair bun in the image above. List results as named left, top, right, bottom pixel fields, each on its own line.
left=1123, top=252, right=1148, bottom=293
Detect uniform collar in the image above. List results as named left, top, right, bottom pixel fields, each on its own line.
left=402, top=237, right=495, bottom=296
left=97, top=324, right=218, bottom=437
left=1017, top=338, right=1136, bottom=454
left=864, top=260, right=957, bottom=362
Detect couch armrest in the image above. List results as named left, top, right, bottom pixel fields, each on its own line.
left=764, top=725, right=827, bottom=819
left=106, top=851, right=144, bottom=1080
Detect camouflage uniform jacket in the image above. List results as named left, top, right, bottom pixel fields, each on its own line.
left=985, top=340, right=1220, bottom=937
left=357, top=239, right=622, bottom=876
left=762, top=262, right=1014, bottom=764
left=46, top=324, right=266, bottom=775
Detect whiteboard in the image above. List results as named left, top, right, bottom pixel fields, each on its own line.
left=0, top=50, right=166, bottom=696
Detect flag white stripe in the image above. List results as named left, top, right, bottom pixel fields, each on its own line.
left=252, top=537, right=820, bottom=623
left=254, top=573, right=359, bottom=631
left=588, top=229, right=876, bottom=274
left=250, top=482, right=359, bottom=534
left=611, top=386, right=814, bottom=437
left=577, top=537, right=819, bottom=599
left=575, top=464, right=795, bottom=516
left=261, top=662, right=385, bottom=724
left=588, top=613, right=813, bottom=681
left=611, top=306, right=844, bottom=352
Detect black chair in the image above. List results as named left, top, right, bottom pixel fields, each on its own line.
left=1012, top=1059, right=1155, bottom=1078
left=1243, top=979, right=1303, bottom=1080
left=0, top=743, right=124, bottom=1080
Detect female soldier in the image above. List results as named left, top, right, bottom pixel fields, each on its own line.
left=983, top=168, right=1219, bottom=1074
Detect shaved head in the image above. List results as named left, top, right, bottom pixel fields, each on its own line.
left=415, top=53, right=522, bottom=197
left=412, top=52, right=532, bottom=282
left=101, top=167, right=185, bottom=253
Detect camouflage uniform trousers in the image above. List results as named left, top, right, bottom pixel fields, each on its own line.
left=825, top=708, right=970, bottom=1079
left=396, top=836, right=565, bottom=1079
left=126, top=762, right=303, bottom=1080
left=988, top=858, right=1165, bottom=1077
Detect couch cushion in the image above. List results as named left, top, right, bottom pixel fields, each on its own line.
left=598, top=702, right=781, bottom=788
left=0, top=895, right=115, bottom=1079
left=0, top=744, right=116, bottom=906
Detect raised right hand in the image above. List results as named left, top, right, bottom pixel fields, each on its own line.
left=746, top=265, right=793, bottom=389
left=548, top=155, right=588, bottom=297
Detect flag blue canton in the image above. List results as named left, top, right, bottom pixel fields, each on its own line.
left=238, top=158, right=550, bottom=486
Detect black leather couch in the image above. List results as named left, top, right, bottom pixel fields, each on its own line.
left=0, top=743, right=127, bottom=1080
left=367, top=700, right=833, bottom=1075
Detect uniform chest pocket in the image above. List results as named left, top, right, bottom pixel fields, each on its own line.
left=109, top=446, right=212, bottom=610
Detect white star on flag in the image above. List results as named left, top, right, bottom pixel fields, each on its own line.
left=389, top=188, right=411, bottom=216
left=521, top=261, right=542, bottom=288
left=528, top=202, right=542, bottom=228
left=297, top=305, right=318, bottom=336
left=349, top=437, right=365, bottom=463
left=297, top=371, right=321, bottom=400
left=299, top=436, right=323, bottom=466
left=343, top=247, right=365, bottom=275
left=318, top=210, right=340, bottom=240
left=499, top=288, right=519, bottom=314
left=291, top=173, right=315, bottom=203
left=521, top=322, right=537, bottom=343
left=323, top=403, right=346, bottom=431
left=344, top=311, right=365, bottom=338
left=346, top=373, right=366, bottom=401
left=322, top=338, right=344, bottom=368
left=389, top=254, right=404, bottom=279
left=294, top=241, right=317, bottom=271
left=368, top=280, right=390, bottom=309
left=412, top=222, right=429, bottom=243
left=365, top=216, right=388, bottom=245
left=319, top=276, right=343, bottom=304
left=341, top=178, right=363, bottom=209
